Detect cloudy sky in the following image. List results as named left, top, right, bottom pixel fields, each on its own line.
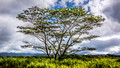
left=0, top=0, right=120, bottom=55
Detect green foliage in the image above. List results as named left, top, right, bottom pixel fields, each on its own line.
left=17, top=6, right=105, bottom=59
left=116, top=59, right=120, bottom=62
left=0, top=56, right=120, bottom=68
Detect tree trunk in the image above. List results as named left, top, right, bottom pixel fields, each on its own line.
left=55, top=54, right=57, bottom=60
left=55, top=53, right=59, bottom=60
left=48, top=54, right=51, bottom=60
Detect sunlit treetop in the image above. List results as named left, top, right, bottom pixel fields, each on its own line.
left=17, top=6, right=105, bottom=59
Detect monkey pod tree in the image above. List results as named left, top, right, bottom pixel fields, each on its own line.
left=17, top=6, right=105, bottom=59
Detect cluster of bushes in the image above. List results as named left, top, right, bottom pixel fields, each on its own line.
left=0, top=55, right=120, bottom=68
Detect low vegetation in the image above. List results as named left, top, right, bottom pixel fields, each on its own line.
left=0, top=55, right=120, bottom=68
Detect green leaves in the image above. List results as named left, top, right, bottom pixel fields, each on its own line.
left=73, top=40, right=81, bottom=43
left=17, top=30, right=34, bottom=34
left=17, top=6, right=105, bottom=58
left=77, top=35, right=100, bottom=42
left=83, top=35, right=99, bottom=40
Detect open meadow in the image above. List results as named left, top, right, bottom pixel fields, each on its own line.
left=0, top=55, right=120, bottom=68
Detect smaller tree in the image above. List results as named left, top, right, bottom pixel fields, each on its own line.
left=17, top=6, right=105, bottom=59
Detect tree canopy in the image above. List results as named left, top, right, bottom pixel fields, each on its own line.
left=17, top=6, right=105, bottom=59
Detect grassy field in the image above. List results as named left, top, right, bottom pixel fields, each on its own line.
left=0, top=55, right=120, bottom=68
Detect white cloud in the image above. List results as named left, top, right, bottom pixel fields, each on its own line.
left=108, top=45, right=120, bottom=54
left=75, top=0, right=120, bottom=55
left=34, top=0, right=57, bottom=8
left=96, top=33, right=120, bottom=41
left=0, top=15, right=44, bottom=53
left=73, top=0, right=84, bottom=6
left=0, top=0, right=120, bottom=55
left=0, top=0, right=57, bottom=53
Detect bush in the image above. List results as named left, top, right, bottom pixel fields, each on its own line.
left=116, top=59, right=120, bottom=62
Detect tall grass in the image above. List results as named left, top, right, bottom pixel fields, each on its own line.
left=0, top=55, right=120, bottom=68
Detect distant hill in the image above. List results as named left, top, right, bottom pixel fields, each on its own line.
left=0, top=52, right=120, bottom=57
left=0, top=52, right=46, bottom=56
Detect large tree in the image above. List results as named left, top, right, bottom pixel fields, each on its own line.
left=17, top=6, right=105, bottom=59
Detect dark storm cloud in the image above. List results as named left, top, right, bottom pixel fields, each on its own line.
left=0, top=0, right=29, bottom=14
left=80, top=38, right=120, bottom=52
left=0, top=0, right=40, bottom=45
left=0, top=0, right=48, bottom=40
left=0, top=0, right=120, bottom=54
left=0, top=0, right=39, bottom=16
left=113, top=50, right=120, bottom=55
left=103, top=1, right=120, bottom=23
left=0, top=22, right=12, bottom=45
left=78, top=0, right=120, bottom=55
left=0, top=0, right=57, bottom=53
left=92, top=38, right=120, bottom=51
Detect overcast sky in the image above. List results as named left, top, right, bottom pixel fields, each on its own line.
left=0, top=0, right=120, bottom=55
